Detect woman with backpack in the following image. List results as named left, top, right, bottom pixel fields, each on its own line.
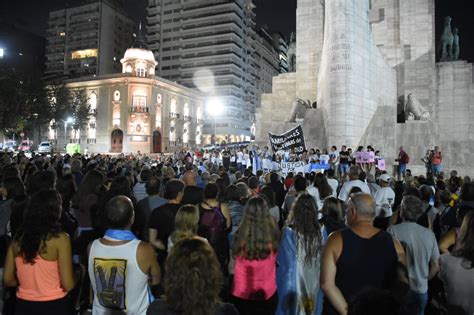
left=197, top=183, right=231, bottom=275
left=230, top=197, right=280, bottom=315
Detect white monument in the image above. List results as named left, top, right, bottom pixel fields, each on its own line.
left=256, top=0, right=474, bottom=175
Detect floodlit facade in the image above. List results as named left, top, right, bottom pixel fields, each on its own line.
left=146, top=0, right=258, bottom=144
left=51, top=36, right=204, bottom=154
left=45, top=0, right=134, bottom=78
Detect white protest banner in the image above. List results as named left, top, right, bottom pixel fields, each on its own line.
left=280, top=161, right=308, bottom=175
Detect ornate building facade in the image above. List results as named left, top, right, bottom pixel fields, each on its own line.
left=51, top=34, right=204, bottom=154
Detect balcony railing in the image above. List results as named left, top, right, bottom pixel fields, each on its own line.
left=169, top=112, right=180, bottom=119
left=130, top=107, right=149, bottom=113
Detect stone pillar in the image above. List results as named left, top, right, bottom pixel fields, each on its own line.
left=317, top=0, right=397, bottom=148
left=296, top=0, right=324, bottom=102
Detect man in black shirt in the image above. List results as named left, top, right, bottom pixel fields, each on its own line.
left=339, top=145, right=350, bottom=179
left=148, top=179, right=185, bottom=263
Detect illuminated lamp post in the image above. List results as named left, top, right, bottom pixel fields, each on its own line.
left=206, top=98, right=223, bottom=145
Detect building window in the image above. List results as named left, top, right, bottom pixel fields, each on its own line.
left=136, top=68, right=146, bottom=77
left=132, top=95, right=147, bottom=112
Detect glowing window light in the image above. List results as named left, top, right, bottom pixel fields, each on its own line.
left=71, top=48, right=98, bottom=60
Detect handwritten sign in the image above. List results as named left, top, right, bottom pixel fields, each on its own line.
left=377, top=158, right=386, bottom=171
left=355, top=151, right=375, bottom=163
left=269, top=125, right=306, bottom=153
left=280, top=161, right=307, bottom=175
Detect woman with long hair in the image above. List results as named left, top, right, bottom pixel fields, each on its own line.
left=147, top=238, right=237, bottom=315
left=3, top=190, right=76, bottom=315
left=260, top=185, right=280, bottom=224
left=71, top=169, right=105, bottom=230
left=320, top=197, right=346, bottom=240
left=439, top=211, right=474, bottom=314
left=276, top=193, right=324, bottom=315
left=231, top=197, right=280, bottom=315
left=307, top=173, right=334, bottom=210
left=168, top=205, right=204, bottom=250
left=0, top=177, right=25, bottom=236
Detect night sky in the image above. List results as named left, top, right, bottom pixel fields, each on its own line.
left=1, top=0, right=472, bottom=62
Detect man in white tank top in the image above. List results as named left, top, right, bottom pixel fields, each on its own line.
left=88, top=196, right=160, bottom=315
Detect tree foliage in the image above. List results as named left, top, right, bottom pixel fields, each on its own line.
left=70, top=88, right=91, bottom=131
left=0, top=65, right=92, bottom=140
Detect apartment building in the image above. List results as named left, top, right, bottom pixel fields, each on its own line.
left=45, top=0, right=134, bottom=78
left=255, top=28, right=279, bottom=108
left=146, top=0, right=258, bottom=143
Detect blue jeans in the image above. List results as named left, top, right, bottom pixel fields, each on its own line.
left=432, top=164, right=442, bottom=174
left=339, top=163, right=349, bottom=175
left=399, top=163, right=407, bottom=175
left=416, top=292, right=428, bottom=315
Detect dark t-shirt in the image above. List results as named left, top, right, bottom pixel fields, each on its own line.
left=148, top=203, right=182, bottom=246
left=147, top=299, right=238, bottom=315
left=339, top=151, right=349, bottom=164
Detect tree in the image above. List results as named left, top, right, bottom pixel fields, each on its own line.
left=0, top=66, right=26, bottom=131
left=70, top=88, right=91, bottom=137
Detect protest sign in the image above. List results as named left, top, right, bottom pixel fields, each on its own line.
left=280, top=161, right=307, bottom=175
left=269, top=125, right=306, bottom=153
left=377, top=158, right=386, bottom=171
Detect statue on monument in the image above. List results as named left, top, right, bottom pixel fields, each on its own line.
left=287, top=98, right=315, bottom=123
left=405, top=94, right=430, bottom=121
left=452, top=27, right=460, bottom=61
left=437, top=16, right=461, bottom=62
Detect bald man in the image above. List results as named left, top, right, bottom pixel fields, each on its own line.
left=321, top=193, right=405, bottom=315
left=182, top=170, right=197, bottom=186
left=88, top=196, right=160, bottom=314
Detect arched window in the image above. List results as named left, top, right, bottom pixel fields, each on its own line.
left=184, top=103, right=190, bottom=117
left=170, top=98, right=177, bottom=114
left=89, top=92, right=97, bottom=114
left=169, top=120, right=176, bottom=142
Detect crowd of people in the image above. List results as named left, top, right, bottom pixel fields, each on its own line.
left=0, top=144, right=471, bottom=315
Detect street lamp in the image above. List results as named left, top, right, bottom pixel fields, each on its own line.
left=206, top=98, right=223, bottom=145
left=64, top=117, right=73, bottom=148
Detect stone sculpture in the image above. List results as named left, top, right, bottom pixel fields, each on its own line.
left=287, top=98, right=314, bottom=122
left=452, top=27, right=460, bottom=61
left=438, top=16, right=454, bottom=61
left=405, top=94, right=430, bottom=121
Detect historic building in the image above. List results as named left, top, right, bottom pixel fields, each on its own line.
left=50, top=31, right=204, bottom=154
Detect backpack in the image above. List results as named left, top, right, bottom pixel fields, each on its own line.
left=417, top=205, right=432, bottom=229
left=198, top=204, right=225, bottom=245
left=401, top=151, right=409, bottom=164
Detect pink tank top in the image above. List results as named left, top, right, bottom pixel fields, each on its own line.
left=231, top=251, right=277, bottom=300
left=15, top=256, right=67, bottom=301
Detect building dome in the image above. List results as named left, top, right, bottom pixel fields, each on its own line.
left=122, top=48, right=156, bottom=64
left=121, top=23, right=158, bottom=78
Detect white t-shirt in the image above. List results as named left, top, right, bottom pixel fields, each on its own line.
left=237, top=152, right=243, bottom=163
left=338, top=179, right=371, bottom=201
left=374, top=186, right=395, bottom=217
left=327, top=178, right=339, bottom=196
